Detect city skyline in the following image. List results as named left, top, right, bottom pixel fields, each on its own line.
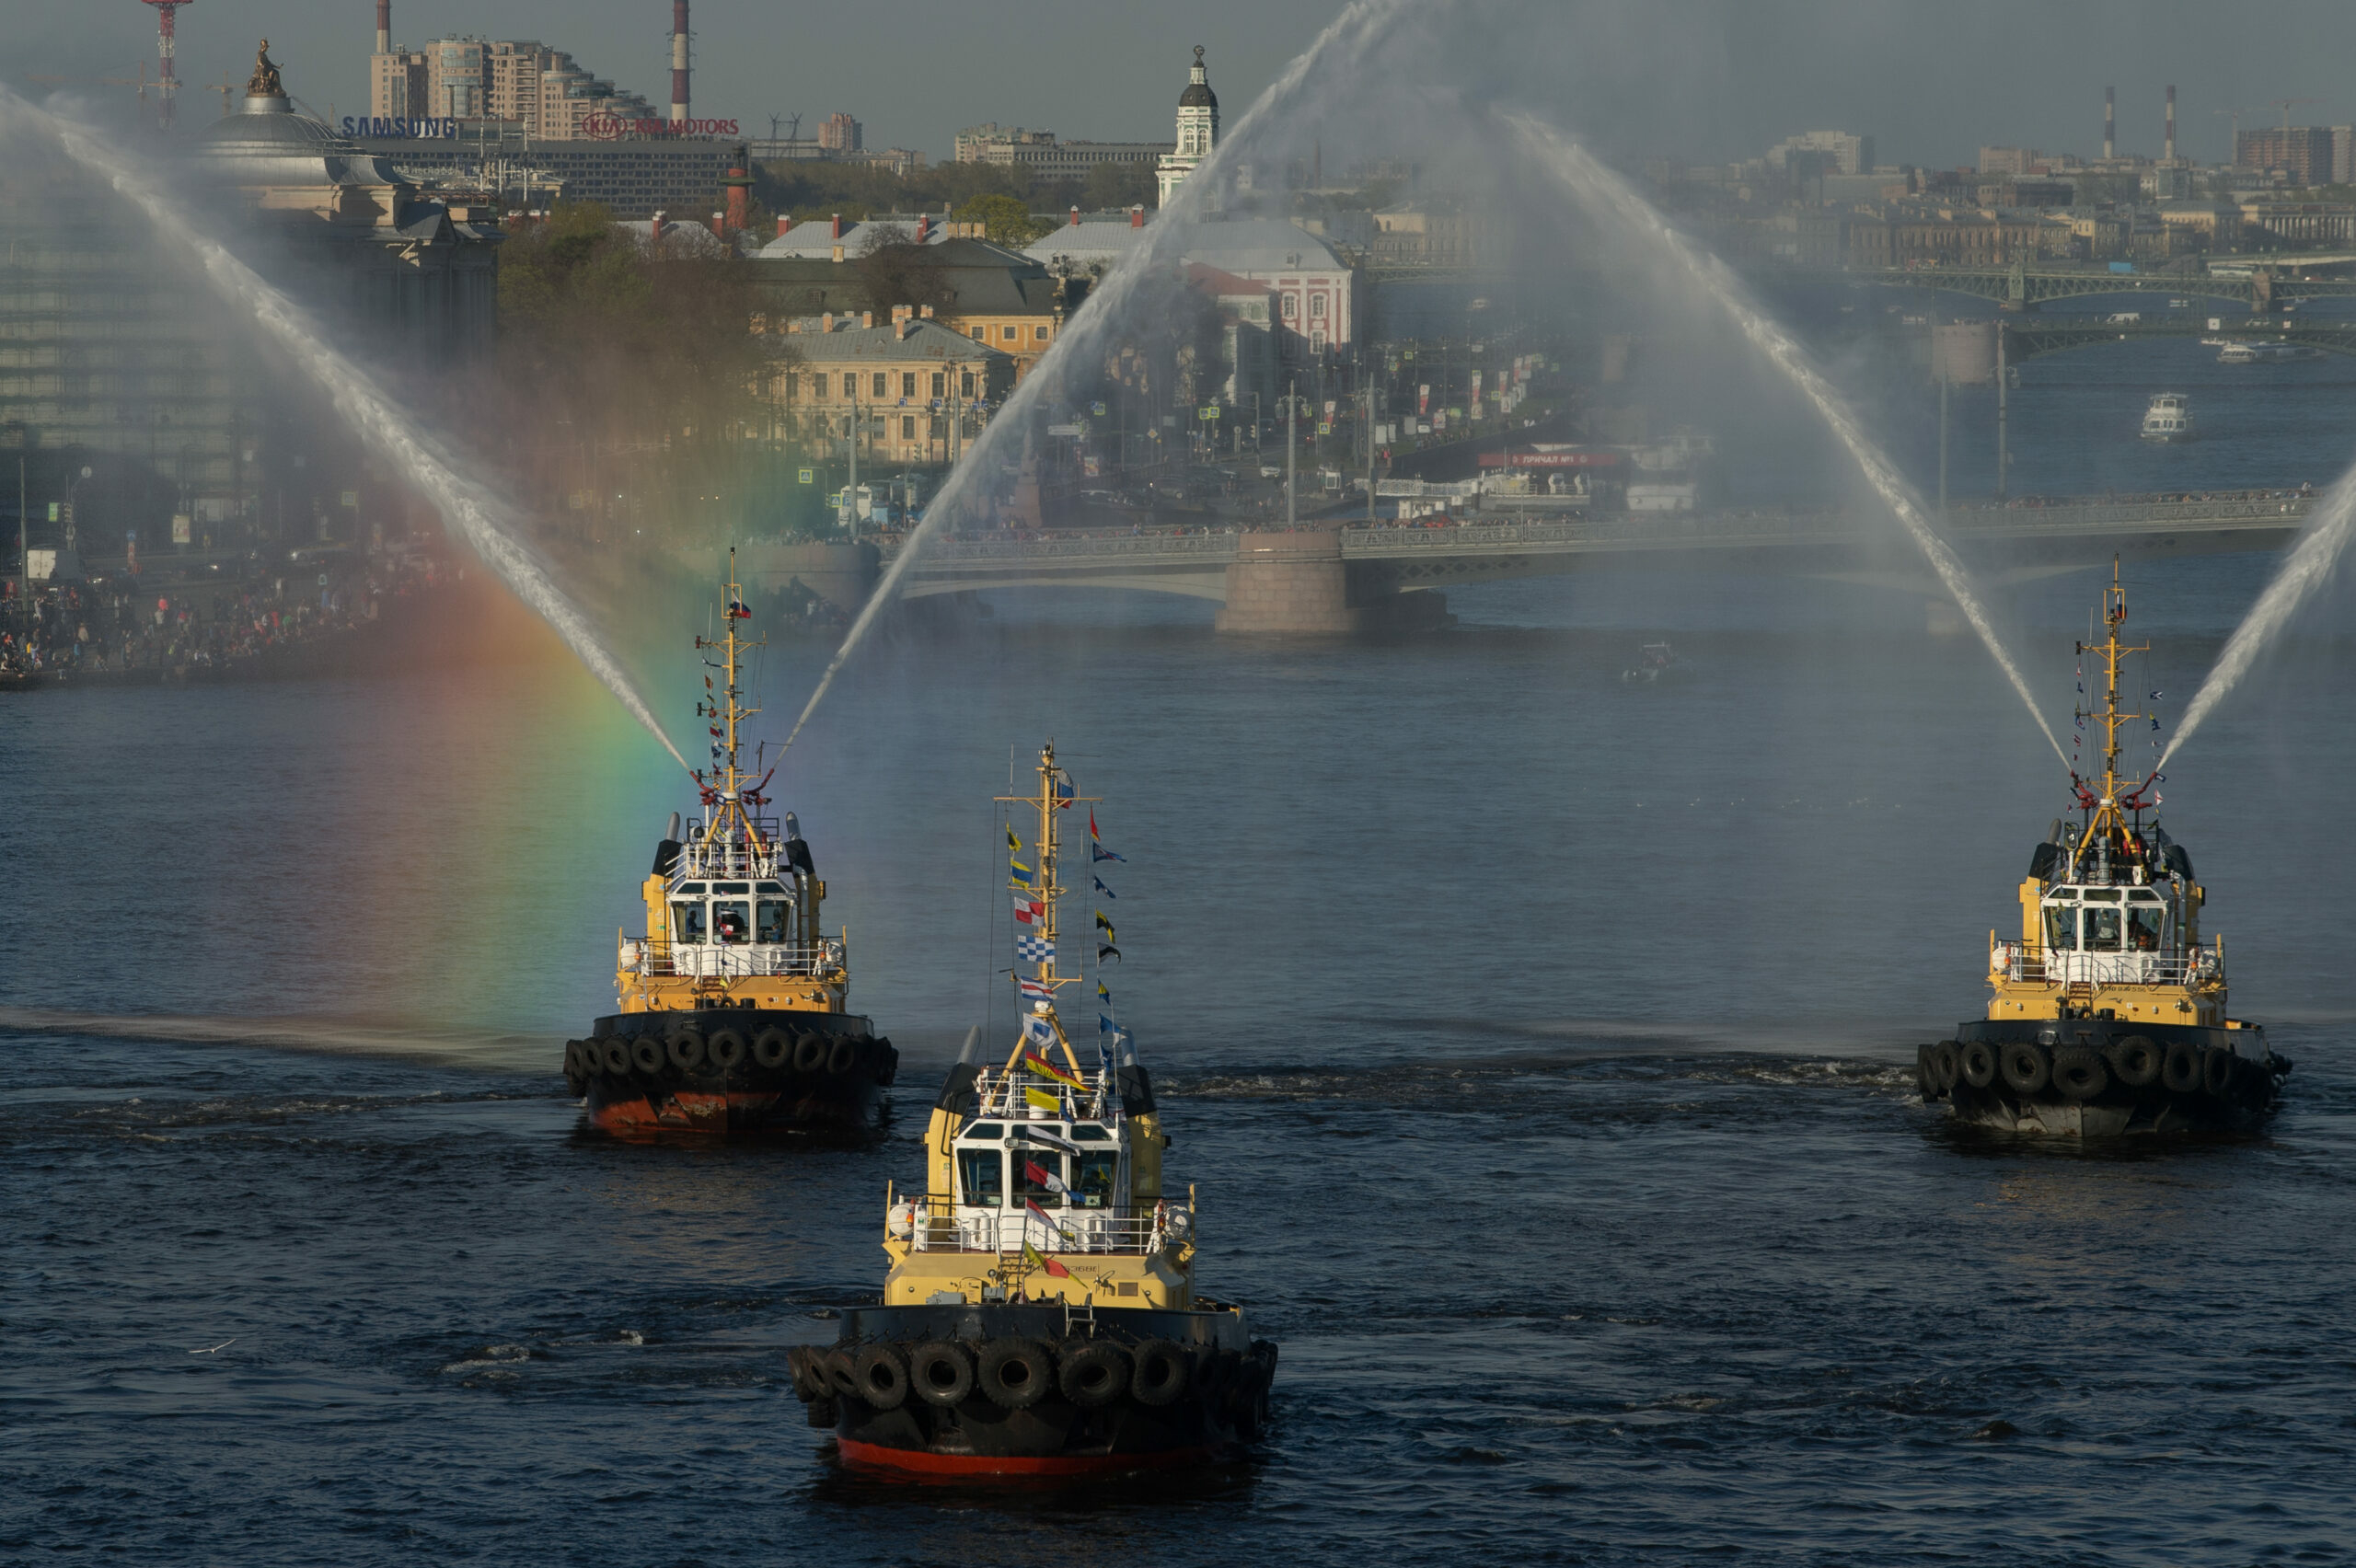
left=22, top=2, right=2356, bottom=172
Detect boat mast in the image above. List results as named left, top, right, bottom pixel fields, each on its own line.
left=2073, top=557, right=2148, bottom=868
left=999, top=743, right=1097, bottom=1079
left=695, top=547, right=766, bottom=851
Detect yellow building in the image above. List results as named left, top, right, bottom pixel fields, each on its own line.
left=765, top=306, right=1015, bottom=466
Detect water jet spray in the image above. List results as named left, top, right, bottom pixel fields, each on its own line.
left=2, top=89, right=690, bottom=771
left=770, top=0, right=1417, bottom=761
left=1510, top=116, right=2069, bottom=773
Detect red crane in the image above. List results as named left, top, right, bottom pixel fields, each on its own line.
left=139, top=0, right=189, bottom=129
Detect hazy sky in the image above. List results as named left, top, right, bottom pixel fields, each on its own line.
left=18, top=1, right=2356, bottom=169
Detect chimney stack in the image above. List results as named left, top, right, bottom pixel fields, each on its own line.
left=670, top=0, right=691, bottom=125
left=1129, top=204, right=1144, bottom=229
left=651, top=210, right=667, bottom=242
left=2165, top=84, right=2177, bottom=161
left=724, top=146, right=748, bottom=233
left=914, top=212, right=930, bottom=241
left=831, top=212, right=843, bottom=240
left=376, top=0, right=391, bottom=55
left=778, top=215, right=790, bottom=238
left=1069, top=205, right=1080, bottom=227
left=2104, top=85, right=2116, bottom=159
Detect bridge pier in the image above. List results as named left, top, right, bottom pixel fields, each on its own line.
left=1214, top=529, right=1449, bottom=634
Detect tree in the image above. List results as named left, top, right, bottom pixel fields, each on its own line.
left=1082, top=160, right=1159, bottom=213
left=854, top=235, right=957, bottom=316
left=954, top=192, right=1045, bottom=247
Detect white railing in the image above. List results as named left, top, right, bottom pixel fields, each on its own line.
left=892, top=1193, right=1192, bottom=1257
left=619, top=938, right=843, bottom=978
left=1991, top=939, right=2223, bottom=987
left=968, top=1065, right=1117, bottom=1123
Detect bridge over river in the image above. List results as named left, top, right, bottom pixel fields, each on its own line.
left=867, top=492, right=2316, bottom=632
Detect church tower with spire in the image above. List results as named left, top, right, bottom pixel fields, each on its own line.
left=1156, top=46, right=1218, bottom=206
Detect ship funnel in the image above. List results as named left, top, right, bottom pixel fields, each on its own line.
left=784, top=811, right=802, bottom=840
left=956, top=1025, right=981, bottom=1065
left=666, top=811, right=682, bottom=840
left=2048, top=817, right=2064, bottom=845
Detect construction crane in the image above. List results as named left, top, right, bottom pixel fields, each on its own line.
left=24, top=64, right=153, bottom=118
left=2272, top=97, right=2317, bottom=132
left=139, top=0, right=191, bottom=130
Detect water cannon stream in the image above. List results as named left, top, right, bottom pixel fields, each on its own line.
left=769, top=0, right=1418, bottom=762
left=1508, top=115, right=2070, bottom=775
left=2, top=89, right=690, bottom=773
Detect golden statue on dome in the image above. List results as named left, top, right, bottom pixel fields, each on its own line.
left=248, top=40, right=284, bottom=98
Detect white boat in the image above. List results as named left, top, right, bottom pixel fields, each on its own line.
left=2215, top=340, right=2324, bottom=364
left=2139, top=393, right=2194, bottom=443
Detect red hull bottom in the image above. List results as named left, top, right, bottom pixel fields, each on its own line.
left=584, top=1085, right=878, bottom=1137
left=835, top=1436, right=1222, bottom=1480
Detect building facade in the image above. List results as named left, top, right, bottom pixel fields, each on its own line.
left=957, top=125, right=1169, bottom=184
left=2235, top=126, right=2333, bottom=185
left=1156, top=48, right=1218, bottom=206
left=764, top=310, right=1014, bottom=465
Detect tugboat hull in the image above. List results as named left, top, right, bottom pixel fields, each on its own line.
left=1921, top=1020, right=2286, bottom=1135
left=563, top=1010, right=895, bottom=1136
left=789, top=1303, right=1276, bottom=1479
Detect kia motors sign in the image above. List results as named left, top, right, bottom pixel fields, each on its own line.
left=583, top=115, right=743, bottom=139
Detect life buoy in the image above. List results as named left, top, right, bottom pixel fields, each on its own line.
left=976, top=1338, right=1054, bottom=1410
left=1130, top=1338, right=1191, bottom=1407
left=752, top=1027, right=791, bottom=1069
left=666, top=1028, right=707, bottom=1072
left=791, top=1033, right=827, bottom=1074
left=908, top=1341, right=974, bottom=1408
left=855, top=1343, right=909, bottom=1410
left=1999, top=1041, right=2050, bottom=1095
left=2161, top=1040, right=2202, bottom=1093
left=2107, top=1035, right=2162, bottom=1089
left=2050, top=1045, right=2108, bottom=1101
left=2200, top=1046, right=2235, bottom=1097
left=1057, top=1339, right=1130, bottom=1410
left=1959, top=1040, right=1999, bottom=1090
left=706, top=1028, right=747, bottom=1070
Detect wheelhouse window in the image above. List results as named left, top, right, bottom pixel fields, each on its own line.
left=1072, top=1148, right=1117, bottom=1209
left=669, top=900, right=708, bottom=945
left=958, top=1147, right=1003, bottom=1207
left=2128, top=905, right=2164, bottom=952
left=2043, top=905, right=2076, bottom=951
left=2084, top=905, right=2121, bottom=951
left=713, top=900, right=751, bottom=943
left=1013, top=1149, right=1065, bottom=1207
left=756, top=894, right=791, bottom=943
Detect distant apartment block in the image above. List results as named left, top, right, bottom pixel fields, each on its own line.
left=955, top=123, right=1169, bottom=183
left=819, top=113, right=862, bottom=153
left=370, top=32, right=658, bottom=140
left=1765, top=130, right=1874, bottom=177
left=2235, top=126, right=2333, bottom=185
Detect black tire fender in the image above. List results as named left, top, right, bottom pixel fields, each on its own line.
left=1914, top=1043, right=1941, bottom=1101
left=976, top=1338, right=1054, bottom=1410
left=908, top=1341, right=974, bottom=1409
left=706, top=1029, right=747, bottom=1071
left=791, top=1033, right=827, bottom=1074
left=630, top=1036, right=666, bottom=1075
left=666, top=1029, right=706, bottom=1072
left=2200, top=1045, right=2235, bottom=1097
left=854, top=1343, right=909, bottom=1410
left=826, top=1037, right=861, bottom=1078
left=2000, top=1041, right=2050, bottom=1095
left=601, top=1039, right=632, bottom=1075
left=1130, top=1338, right=1191, bottom=1407
left=1057, top=1339, right=1130, bottom=1410
left=872, top=1037, right=898, bottom=1087
left=2162, top=1040, right=2202, bottom=1093
left=1932, top=1042, right=1960, bottom=1093
left=805, top=1393, right=838, bottom=1429
left=821, top=1347, right=863, bottom=1402
left=1959, top=1040, right=1999, bottom=1090
left=752, top=1028, right=791, bottom=1070
left=2051, top=1045, right=2108, bottom=1101
left=2107, top=1035, right=2163, bottom=1089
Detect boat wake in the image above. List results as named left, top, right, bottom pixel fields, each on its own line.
left=0, top=1006, right=554, bottom=1073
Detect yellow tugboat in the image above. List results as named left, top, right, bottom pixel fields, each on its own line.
left=560, top=550, right=896, bottom=1134
left=1921, top=563, right=2289, bottom=1135
left=785, top=744, right=1276, bottom=1476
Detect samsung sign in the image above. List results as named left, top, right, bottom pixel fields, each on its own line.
left=341, top=116, right=462, bottom=139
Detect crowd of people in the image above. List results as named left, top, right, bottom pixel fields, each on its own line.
left=0, top=552, right=456, bottom=683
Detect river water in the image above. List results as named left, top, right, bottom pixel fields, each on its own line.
left=6, top=349, right=2355, bottom=1564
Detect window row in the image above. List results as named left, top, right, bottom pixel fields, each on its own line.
left=957, top=1146, right=1118, bottom=1209
left=787, top=370, right=977, bottom=400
